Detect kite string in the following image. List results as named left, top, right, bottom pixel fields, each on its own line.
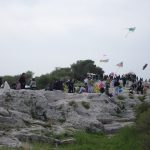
left=115, top=67, right=120, bottom=75
left=125, top=31, right=130, bottom=38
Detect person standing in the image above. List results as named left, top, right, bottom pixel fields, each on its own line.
left=19, top=73, right=26, bottom=89
left=87, top=78, right=94, bottom=93
left=0, top=77, right=2, bottom=88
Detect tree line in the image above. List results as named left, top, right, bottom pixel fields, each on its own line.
left=0, top=60, right=104, bottom=89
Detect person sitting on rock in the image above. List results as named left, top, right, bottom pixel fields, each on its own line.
left=30, top=78, right=37, bottom=90
left=79, top=86, right=86, bottom=94
left=16, top=81, right=21, bottom=90
left=99, top=80, right=105, bottom=94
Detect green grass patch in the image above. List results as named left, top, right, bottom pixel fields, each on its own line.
left=69, top=101, right=78, bottom=109
left=135, top=102, right=150, bottom=118
left=58, top=128, right=140, bottom=150
left=0, top=128, right=141, bottom=150
left=129, top=94, right=134, bottom=99
left=117, top=95, right=126, bottom=100
left=138, top=95, right=145, bottom=102
left=81, top=101, right=90, bottom=109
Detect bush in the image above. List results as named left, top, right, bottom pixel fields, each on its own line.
left=69, top=101, right=78, bottom=109
left=135, top=102, right=150, bottom=119
left=135, top=108, right=150, bottom=150
left=117, top=95, right=125, bottom=100
left=129, top=94, right=134, bottom=99
left=136, top=109, right=150, bottom=133
left=138, top=95, right=145, bottom=102
left=81, top=101, right=90, bottom=109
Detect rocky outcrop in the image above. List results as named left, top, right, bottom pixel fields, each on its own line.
left=0, top=89, right=147, bottom=148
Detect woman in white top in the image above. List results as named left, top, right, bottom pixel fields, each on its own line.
left=30, top=78, right=37, bottom=90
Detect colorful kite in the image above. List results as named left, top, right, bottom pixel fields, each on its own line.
left=116, top=62, right=123, bottom=67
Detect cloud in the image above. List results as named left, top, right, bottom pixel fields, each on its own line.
left=0, top=0, right=150, bottom=78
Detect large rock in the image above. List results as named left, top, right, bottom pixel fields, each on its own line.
left=0, top=136, right=22, bottom=148
left=0, top=107, right=9, bottom=117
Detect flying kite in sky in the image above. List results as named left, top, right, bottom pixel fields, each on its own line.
left=142, top=64, right=148, bottom=70
left=100, top=54, right=109, bottom=63
left=125, top=27, right=136, bottom=38
left=116, top=62, right=123, bottom=67
left=100, top=59, right=109, bottom=63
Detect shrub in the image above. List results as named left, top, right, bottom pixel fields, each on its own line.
left=117, top=95, right=125, bottom=100
left=138, top=133, right=150, bottom=150
left=81, top=101, right=90, bottom=109
left=129, top=94, right=134, bottom=99
left=135, top=108, right=150, bottom=150
left=58, top=118, right=66, bottom=123
left=117, top=101, right=125, bottom=110
left=135, top=102, right=150, bottom=119
left=138, top=96, right=145, bottom=102
left=69, top=101, right=78, bottom=109
left=136, top=109, right=150, bottom=133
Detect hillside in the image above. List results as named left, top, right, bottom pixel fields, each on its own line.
left=0, top=89, right=149, bottom=148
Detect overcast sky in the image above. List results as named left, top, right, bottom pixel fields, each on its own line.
left=0, top=0, right=150, bottom=79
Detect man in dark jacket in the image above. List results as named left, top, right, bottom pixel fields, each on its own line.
left=19, top=73, right=26, bottom=89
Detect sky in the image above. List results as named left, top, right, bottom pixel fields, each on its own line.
left=0, top=0, right=150, bottom=79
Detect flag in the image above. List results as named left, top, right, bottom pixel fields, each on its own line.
left=143, top=64, right=148, bottom=70
left=100, top=59, right=109, bottom=63
left=116, top=62, right=123, bottom=67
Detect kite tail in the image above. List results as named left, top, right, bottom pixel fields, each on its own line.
left=125, top=31, right=130, bottom=38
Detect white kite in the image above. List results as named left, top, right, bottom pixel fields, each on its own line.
left=100, top=54, right=109, bottom=63
left=100, top=59, right=109, bottom=63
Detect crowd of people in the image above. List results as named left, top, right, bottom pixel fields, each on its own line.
left=78, top=73, right=150, bottom=97
left=0, top=72, right=150, bottom=97
left=0, top=73, right=37, bottom=90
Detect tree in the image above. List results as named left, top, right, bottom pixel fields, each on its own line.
left=35, top=68, right=73, bottom=89
left=36, top=74, right=51, bottom=89
left=71, top=60, right=104, bottom=81
left=50, top=67, right=73, bottom=80
left=25, top=71, right=34, bottom=85
left=3, top=75, right=19, bottom=86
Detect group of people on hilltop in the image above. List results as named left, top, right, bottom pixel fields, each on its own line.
left=46, top=79, right=75, bottom=93
left=78, top=73, right=150, bottom=97
left=17, top=73, right=37, bottom=90
left=1, top=72, right=150, bottom=96
left=0, top=73, right=37, bottom=90
left=46, top=80, right=64, bottom=91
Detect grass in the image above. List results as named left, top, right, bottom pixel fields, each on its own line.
left=81, top=101, right=90, bottom=109
left=138, top=95, right=145, bottom=102
left=135, top=102, right=150, bottom=118
left=129, top=93, right=134, bottom=99
left=117, top=95, right=126, bottom=100
left=69, top=101, right=78, bottom=109
left=55, top=128, right=140, bottom=150
left=0, top=127, right=141, bottom=150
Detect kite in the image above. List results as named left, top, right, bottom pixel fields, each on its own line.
left=143, top=64, right=148, bottom=70
left=100, top=59, right=109, bottom=63
left=100, top=54, right=109, bottom=63
left=116, top=62, right=123, bottom=67
left=125, top=27, right=136, bottom=38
